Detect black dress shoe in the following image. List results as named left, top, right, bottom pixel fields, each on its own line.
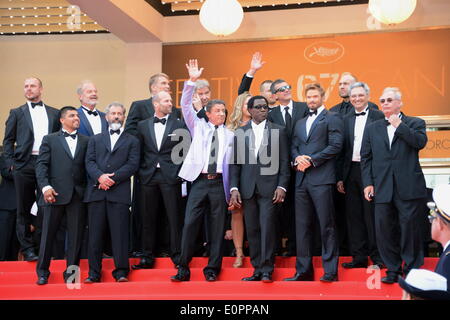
left=372, top=261, right=386, bottom=269
left=381, top=274, right=399, bottom=284
left=23, top=250, right=38, bottom=262
left=320, top=273, right=338, bottom=282
left=116, top=276, right=129, bottom=283
left=36, top=276, right=48, bottom=285
left=342, top=261, right=368, bottom=269
left=284, top=273, right=314, bottom=281
left=242, top=273, right=262, bottom=281
left=171, top=269, right=190, bottom=282
left=84, top=277, right=101, bottom=284
left=204, top=272, right=217, bottom=282
left=132, top=257, right=155, bottom=270
left=261, top=273, right=273, bottom=283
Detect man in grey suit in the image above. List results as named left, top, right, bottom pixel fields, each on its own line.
left=171, top=60, right=234, bottom=282
left=285, top=83, right=343, bottom=282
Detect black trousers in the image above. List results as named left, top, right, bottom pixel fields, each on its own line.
left=279, top=170, right=296, bottom=253
left=0, top=209, right=19, bottom=261
left=374, top=190, right=424, bottom=276
left=179, top=175, right=227, bottom=275
left=243, top=192, right=277, bottom=274
left=36, top=192, right=86, bottom=278
left=294, top=177, right=339, bottom=275
left=13, top=157, right=42, bottom=253
left=344, top=162, right=380, bottom=264
left=140, top=169, right=183, bottom=265
left=87, top=200, right=130, bottom=280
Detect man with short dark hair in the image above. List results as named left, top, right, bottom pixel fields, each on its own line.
left=35, top=106, right=89, bottom=285
left=285, top=83, right=343, bottom=282
left=3, top=77, right=60, bottom=262
left=229, top=95, right=290, bottom=282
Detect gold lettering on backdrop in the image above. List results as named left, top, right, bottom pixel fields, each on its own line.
left=297, top=73, right=340, bottom=101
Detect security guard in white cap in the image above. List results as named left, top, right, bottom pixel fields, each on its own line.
left=428, top=184, right=450, bottom=280
left=399, top=269, right=450, bottom=300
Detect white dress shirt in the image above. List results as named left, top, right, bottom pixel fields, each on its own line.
left=251, top=119, right=267, bottom=158
left=82, top=106, right=102, bottom=135
left=280, top=100, right=293, bottom=125
left=444, top=240, right=450, bottom=252
left=154, top=115, right=169, bottom=168
left=386, top=113, right=402, bottom=148
left=306, top=105, right=325, bottom=136
left=28, top=101, right=49, bottom=155
left=352, top=107, right=369, bottom=162
left=201, top=122, right=225, bottom=174
left=110, top=127, right=123, bottom=150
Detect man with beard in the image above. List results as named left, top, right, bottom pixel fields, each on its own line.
left=84, top=103, right=140, bottom=283
left=76, top=81, right=108, bottom=136
left=3, top=77, right=60, bottom=262
left=35, top=106, right=89, bottom=285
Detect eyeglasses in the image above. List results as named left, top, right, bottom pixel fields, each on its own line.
left=252, top=104, right=269, bottom=110
left=379, top=98, right=396, bottom=104
left=428, top=214, right=437, bottom=224
left=275, top=85, right=291, bottom=93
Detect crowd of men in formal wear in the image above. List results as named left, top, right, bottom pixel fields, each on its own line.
left=0, top=53, right=448, bottom=288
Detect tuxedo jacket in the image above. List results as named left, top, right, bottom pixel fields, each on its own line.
left=291, top=109, right=344, bottom=187
left=137, top=113, right=187, bottom=185
left=76, top=107, right=108, bottom=136
left=124, top=97, right=182, bottom=136
left=237, top=73, right=253, bottom=95
left=330, top=100, right=379, bottom=116
left=35, top=131, right=89, bottom=206
left=360, top=113, right=427, bottom=203
left=230, top=120, right=290, bottom=199
left=336, top=108, right=385, bottom=182
left=84, top=131, right=140, bottom=205
left=0, top=152, right=16, bottom=211
left=178, top=82, right=234, bottom=202
left=435, top=245, right=450, bottom=280
left=3, top=103, right=60, bottom=170
left=268, top=101, right=309, bottom=140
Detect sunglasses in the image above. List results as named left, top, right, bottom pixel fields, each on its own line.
left=275, top=85, right=291, bottom=93
left=379, top=97, right=396, bottom=104
left=252, top=104, right=269, bottom=110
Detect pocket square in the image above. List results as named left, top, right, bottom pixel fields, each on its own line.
left=168, top=133, right=177, bottom=137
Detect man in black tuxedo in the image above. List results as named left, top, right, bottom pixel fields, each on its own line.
left=329, top=73, right=379, bottom=116
left=132, top=91, right=186, bottom=270
left=3, top=77, right=60, bottom=261
left=361, top=87, right=427, bottom=284
left=229, top=96, right=290, bottom=282
left=35, top=106, right=89, bottom=285
left=76, top=81, right=108, bottom=137
left=0, top=151, right=19, bottom=261
left=84, top=102, right=140, bottom=283
left=336, top=82, right=384, bottom=269
left=268, top=79, right=309, bottom=257
left=285, top=83, right=343, bottom=282
left=428, top=184, right=450, bottom=280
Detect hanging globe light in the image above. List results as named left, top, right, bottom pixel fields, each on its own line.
left=368, top=0, right=417, bottom=25
left=199, top=0, right=244, bottom=36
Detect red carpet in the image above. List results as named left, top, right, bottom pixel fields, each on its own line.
left=0, top=257, right=438, bottom=300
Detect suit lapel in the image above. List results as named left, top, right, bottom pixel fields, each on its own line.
left=112, top=132, right=127, bottom=153
left=58, top=132, right=74, bottom=159
left=78, top=108, right=94, bottom=136
left=307, top=110, right=326, bottom=141
left=243, top=122, right=256, bottom=163
left=147, top=118, right=158, bottom=150
left=102, top=132, right=112, bottom=153
left=21, top=104, right=34, bottom=133
left=258, top=122, right=270, bottom=161
left=349, top=115, right=356, bottom=152
left=45, top=105, right=55, bottom=133
left=160, top=115, right=175, bottom=149
left=272, top=107, right=284, bottom=126
left=391, top=113, right=407, bottom=146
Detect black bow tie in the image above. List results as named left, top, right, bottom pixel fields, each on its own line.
left=31, top=102, right=43, bottom=108
left=355, top=112, right=366, bottom=117
left=63, top=131, right=77, bottom=139
left=154, top=117, right=167, bottom=125
left=110, top=129, right=120, bottom=135
left=86, top=109, right=98, bottom=116
left=308, top=110, right=318, bottom=117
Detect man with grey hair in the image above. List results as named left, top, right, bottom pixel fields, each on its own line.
left=76, top=81, right=108, bottom=137
left=84, top=102, right=140, bottom=283
left=336, top=82, right=385, bottom=269
left=361, top=87, right=427, bottom=284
